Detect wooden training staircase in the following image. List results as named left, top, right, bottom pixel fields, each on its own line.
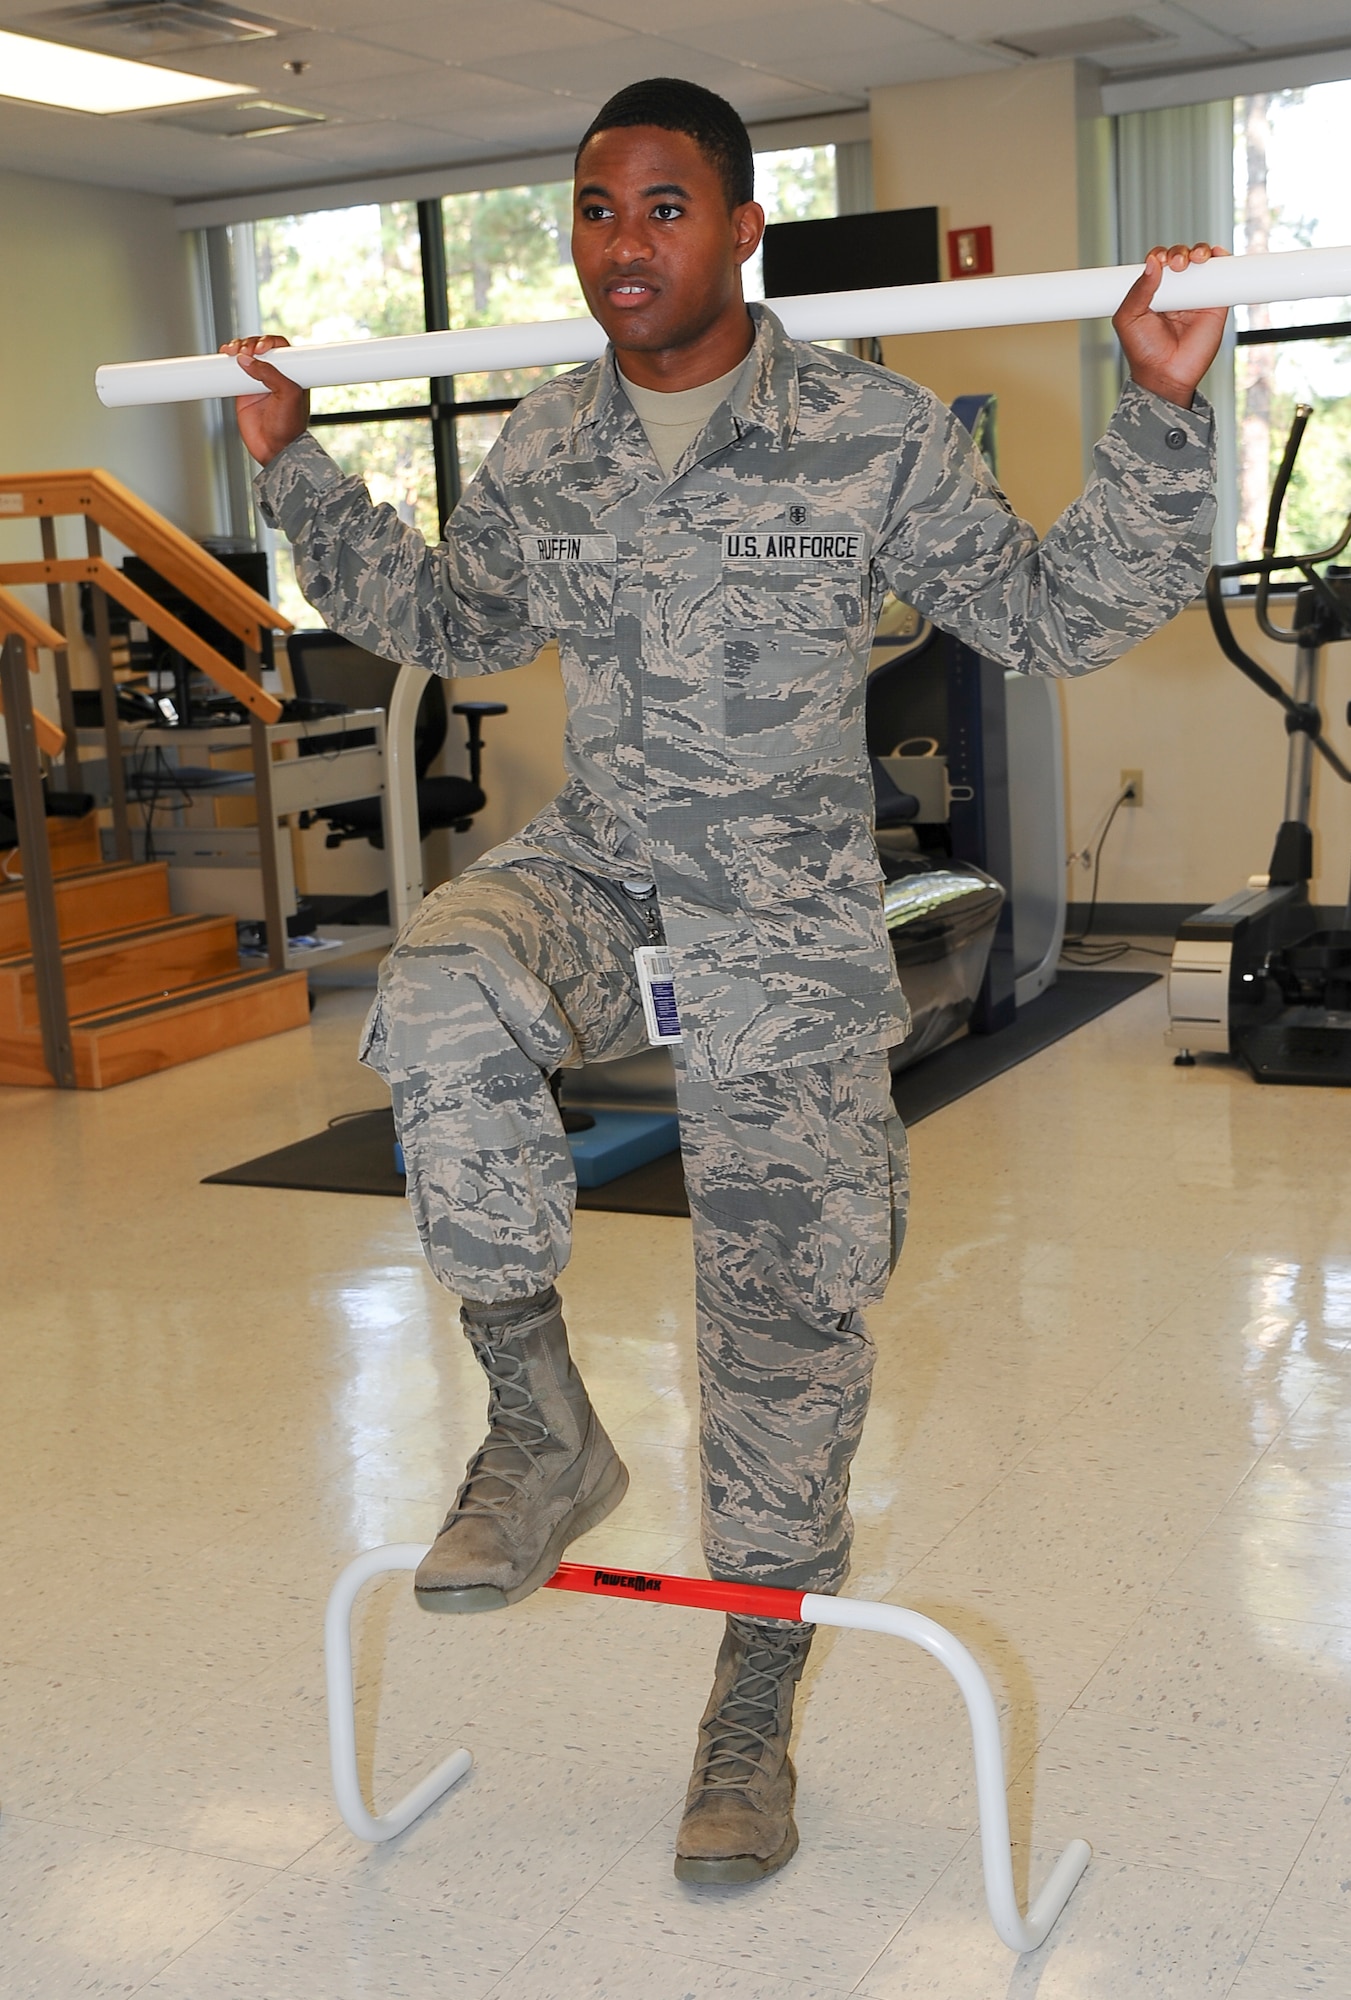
left=0, top=469, right=310, bottom=1088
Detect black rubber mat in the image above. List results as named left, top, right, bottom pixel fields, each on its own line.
left=204, top=969, right=1157, bottom=1215
left=891, top=968, right=1159, bottom=1126
left=204, top=1106, right=690, bottom=1214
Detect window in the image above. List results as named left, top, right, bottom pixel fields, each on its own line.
left=1233, top=82, right=1351, bottom=562
left=255, top=199, right=436, bottom=550
left=218, top=144, right=840, bottom=623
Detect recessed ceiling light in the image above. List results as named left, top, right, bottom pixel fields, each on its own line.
left=154, top=94, right=323, bottom=135
left=0, top=26, right=247, bottom=112
left=991, top=15, right=1171, bottom=60
left=37, top=2, right=285, bottom=58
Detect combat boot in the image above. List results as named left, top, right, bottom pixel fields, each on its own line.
left=414, top=1288, right=628, bottom=1613
left=674, top=1612, right=814, bottom=1882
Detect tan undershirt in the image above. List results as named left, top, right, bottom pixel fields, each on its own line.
left=619, top=357, right=751, bottom=477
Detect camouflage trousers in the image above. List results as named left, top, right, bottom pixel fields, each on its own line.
left=360, top=857, right=910, bottom=1595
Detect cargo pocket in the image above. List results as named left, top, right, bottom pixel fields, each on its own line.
left=813, top=1054, right=908, bottom=1319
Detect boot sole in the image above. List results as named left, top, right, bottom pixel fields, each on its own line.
left=414, top=1452, right=630, bottom=1615
left=674, top=1817, right=800, bottom=1885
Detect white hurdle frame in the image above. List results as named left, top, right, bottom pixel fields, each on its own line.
left=324, top=1545, right=1090, bottom=1954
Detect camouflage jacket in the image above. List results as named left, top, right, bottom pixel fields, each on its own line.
left=256, top=303, right=1215, bottom=1083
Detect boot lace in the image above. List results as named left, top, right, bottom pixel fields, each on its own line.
left=446, top=1338, right=557, bottom=1521
left=696, top=1622, right=807, bottom=1792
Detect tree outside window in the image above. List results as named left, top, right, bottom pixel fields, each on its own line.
left=1234, top=81, right=1351, bottom=561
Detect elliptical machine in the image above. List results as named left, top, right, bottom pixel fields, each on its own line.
left=1167, top=405, right=1351, bottom=1083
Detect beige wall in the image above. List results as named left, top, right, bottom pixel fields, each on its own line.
left=0, top=167, right=217, bottom=747
left=870, top=63, right=1085, bottom=534
left=0, top=167, right=215, bottom=544
left=869, top=65, right=1347, bottom=915
left=1061, top=602, right=1351, bottom=911
left=443, top=648, right=569, bottom=876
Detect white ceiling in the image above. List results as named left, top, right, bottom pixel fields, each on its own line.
left=0, top=0, right=1347, bottom=201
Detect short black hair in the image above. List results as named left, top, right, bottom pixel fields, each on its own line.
left=576, top=77, right=754, bottom=210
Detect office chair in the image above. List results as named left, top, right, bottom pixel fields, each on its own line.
left=286, top=631, right=506, bottom=851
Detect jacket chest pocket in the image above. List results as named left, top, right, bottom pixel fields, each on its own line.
left=722, top=567, right=862, bottom=635
left=520, top=532, right=617, bottom=633
left=720, top=570, right=863, bottom=769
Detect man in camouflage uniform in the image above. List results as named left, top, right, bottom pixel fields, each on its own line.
left=229, top=76, right=1226, bottom=1882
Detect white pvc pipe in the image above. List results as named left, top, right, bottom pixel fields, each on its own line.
left=323, top=1544, right=1090, bottom=1952
left=324, top=1541, right=473, bottom=1842
left=96, top=243, right=1351, bottom=409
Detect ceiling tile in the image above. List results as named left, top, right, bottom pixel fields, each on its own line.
left=145, top=30, right=423, bottom=89
left=801, top=36, right=1013, bottom=88
left=306, top=64, right=602, bottom=143
left=562, top=0, right=851, bottom=28
left=350, top=2, right=624, bottom=65
left=463, top=28, right=830, bottom=104
left=1181, top=1, right=1351, bottom=47
left=679, top=4, right=942, bottom=67
left=305, top=62, right=564, bottom=118
left=233, top=116, right=481, bottom=169
left=868, top=0, right=1176, bottom=40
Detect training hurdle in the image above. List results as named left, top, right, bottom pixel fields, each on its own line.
left=324, top=1549, right=1091, bottom=1955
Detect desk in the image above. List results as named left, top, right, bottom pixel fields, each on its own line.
left=77, top=710, right=396, bottom=971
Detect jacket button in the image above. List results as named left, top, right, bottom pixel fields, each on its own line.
left=1165, top=426, right=1187, bottom=450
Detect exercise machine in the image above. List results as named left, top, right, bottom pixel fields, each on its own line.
left=1166, top=405, right=1351, bottom=1083
left=869, top=395, right=1067, bottom=1071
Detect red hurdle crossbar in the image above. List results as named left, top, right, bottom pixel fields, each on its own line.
left=544, top=1560, right=806, bottom=1621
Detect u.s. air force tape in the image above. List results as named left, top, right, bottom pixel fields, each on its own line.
left=723, top=531, right=863, bottom=564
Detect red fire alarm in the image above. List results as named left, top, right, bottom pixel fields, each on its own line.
left=948, top=225, right=994, bottom=278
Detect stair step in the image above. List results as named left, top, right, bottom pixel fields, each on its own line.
left=0, top=861, right=172, bottom=955
left=0, top=913, right=242, bottom=1032
left=49, top=812, right=103, bottom=874
left=2, top=812, right=103, bottom=878
left=0, top=967, right=311, bottom=1089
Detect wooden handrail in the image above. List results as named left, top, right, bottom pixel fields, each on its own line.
left=0, top=558, right=282, bottom=724
left=0, top=585, right=67, bottom=756
left=0, top=693, right=65, bottom=759
left=0, top=469, right=292, bottom=653
left=0, top=587, right=65, bottom=653
left=2, top=468, right=295, bottom=969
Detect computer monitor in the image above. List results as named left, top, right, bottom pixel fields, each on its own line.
left=761, top=206, right=941, bottom=299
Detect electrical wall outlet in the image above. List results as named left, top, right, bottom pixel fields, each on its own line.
left=1120, top=768, right=1143, bottom=806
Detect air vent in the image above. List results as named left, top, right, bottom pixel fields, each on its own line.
left=33, top=1, right=288, bottom=57
left=152, top=95, right=322, bottom=135
left=990, top=15, right=1173, bottom=60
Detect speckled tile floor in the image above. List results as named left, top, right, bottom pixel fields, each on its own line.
left=3, top=965, right=1350, bottom=1998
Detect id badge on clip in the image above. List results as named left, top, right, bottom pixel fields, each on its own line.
left=635, top=945, right=682, bottom=1045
